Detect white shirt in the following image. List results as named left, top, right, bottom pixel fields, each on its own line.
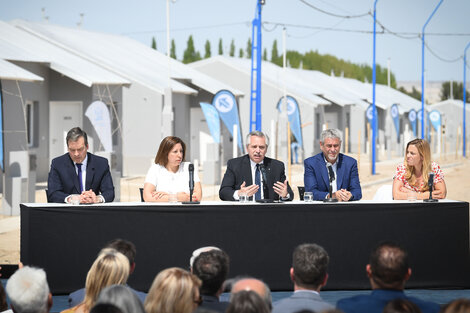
left=145, top=162, right=200, bottom=194
left=233, top=160, right=264, bottom=201
left=74, top=155, right=88, bottom=192
left=324, top=157, right=338, bottom=194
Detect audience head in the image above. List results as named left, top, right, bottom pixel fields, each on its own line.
left=404, top=139, right=432, bottom=190
left=145, top=267, right=202, bottom=313
left=231, top=277, right=272, bottom=310
left=105, top=239, right=137, bottom=274
left=5, top=266, right=52, bottom=313
left=90, top=303, right=123, bottom=313
left=84, top=248, right=130, bottom=311
left=66, top=127, right=89, bottom=164
left=383, top=298, right=422, bottom=313
left=192, top=249, right=230, bottom=296
left=291, top=243, right=329, bottom=290
left=189, top=246, right=221, bottom=268
left=95, top=285, right=145, bottom=313
left=0, top=282, right=7, bottom=312
left=245, top=131, right=269, bottom=164
left=441, top=299, right=470, bottom=313
left=154, top=136, right=186, bottom=167
left=227, top=290, right=270, bottom=313
left=320, top=129, right=342, bottom=164
left=367, top=241, right=410, bottom=290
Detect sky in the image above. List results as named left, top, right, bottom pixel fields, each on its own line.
left=1, top=0, right=470, bottom=83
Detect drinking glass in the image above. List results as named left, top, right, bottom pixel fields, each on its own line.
left=239, top=192, right=249, bottom=203
left=303, top=192, right=313, bottom=202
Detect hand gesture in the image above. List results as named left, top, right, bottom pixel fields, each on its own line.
left=239, top=181, right=259, bottom=197
left=273, top=180, right=288, bottom=198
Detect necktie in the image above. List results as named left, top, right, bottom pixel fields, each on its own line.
left=76, top=163, right=84, bottom=193
left=255, top=164, right=261, bottom=200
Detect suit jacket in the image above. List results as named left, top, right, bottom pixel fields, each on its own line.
left=47, top=152, right=115, bottom=203
left=272, top=290, right=334, bottom=313
left=336, top=289, right=440, bottom=313
left=199, top=295, right=229, bottom=313
left=304, top=152, right=362, bottom=201
left=68, top=286, right=147, bottom=307
left=219, top=155, right=294, bottom=201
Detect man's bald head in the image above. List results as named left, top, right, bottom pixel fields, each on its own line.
left=231, top=278, right=272, bottom=310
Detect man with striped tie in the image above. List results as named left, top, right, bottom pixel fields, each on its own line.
left=47, top=127, right=114, bottom=203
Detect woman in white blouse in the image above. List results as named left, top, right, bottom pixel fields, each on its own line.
left=143, top=136, right=202, bottom=202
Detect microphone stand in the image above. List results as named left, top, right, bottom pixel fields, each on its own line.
left=424, top=174, right=438, bottom=203
left=323, top=174, right=338, bottom=203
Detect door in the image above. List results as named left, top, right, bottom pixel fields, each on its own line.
left=49, top=101, right=82, bottom=165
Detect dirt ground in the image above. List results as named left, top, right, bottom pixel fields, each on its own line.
left=1, top=155, right=469, bottom=265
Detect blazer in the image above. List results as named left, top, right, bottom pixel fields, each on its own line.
left=219, top=154, right=294, bottom=201
left=272, top=290, right=334, bottom=313
left=336, top=289, right=440, bottom=313
left=47, top=152, right=115, bottom=203
left=304, top=152, right=362, bottom=201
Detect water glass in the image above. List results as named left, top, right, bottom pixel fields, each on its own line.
left=70, top=194, right=80, bottom=205
left=239, top=192, right=249, bottom=203
left=304, top=192, right=313, bottom=202
left=407, top=190, right=418, bottom=202
left=169, top=193, right=178, bottom=203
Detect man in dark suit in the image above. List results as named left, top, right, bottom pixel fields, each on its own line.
left=47, top=127, right=114, bottom=203
left=304, top=128, right=361, bottom=201
left=68, top=239, right=146, bottom=306
left=272, top=243, right=333, bottom=313
left=336, top=242, right=440, bottom=313
left=192, top=249, right=230, bottom=313
left=219, top=131, right=293, bottom=201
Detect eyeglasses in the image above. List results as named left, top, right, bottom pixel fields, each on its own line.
left=194, top=295, right=203, bottom=305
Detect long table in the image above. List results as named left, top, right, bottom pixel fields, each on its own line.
left=20, top=200, right=470, bottom=294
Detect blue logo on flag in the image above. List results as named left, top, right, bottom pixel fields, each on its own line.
left=408, top=109, right=417, bottom=137
left=429, top=110, right=441, bottom=132
left=391, top=104, right=400, bottom=141
left=276, top=96, right=303, bottom=146
left=212, top=90, right=243, bottom=151
left=200, top=102, right=220, bottom=144
left=366, top=104, right=376, bottom=124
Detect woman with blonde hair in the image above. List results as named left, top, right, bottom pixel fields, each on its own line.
left=144, top=267, right=201, bottom=313
left=143, top=136, right=202, bottom=202
left=392, top=138, right=446, bottom=200
left=61, top=248, right=129, bottom=313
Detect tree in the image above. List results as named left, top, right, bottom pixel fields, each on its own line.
left=263, top=48, right=267, bottom=61
left=271, top=40, right=281, bottom=65
left=151, top=37, right=157, bottom=50
left=246, top=38, right=252, bottom=59
left=204, top=40, right=211, bottom=59
left=440, top=81, right=469, bottom=101
left=239, top=48, right=244, bottom=58
left=218, top=38, right=223, bottom=55
left=183, top=35, right=201, bottom=64
left=229, top=39, right=235, bottom=57
left=398, top=86, right=421, bottom=101
left=170, top=39, right=177, bottom=59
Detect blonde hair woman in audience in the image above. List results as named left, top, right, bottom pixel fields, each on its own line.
left=61, top=248, right=129, bottom=313
left=441, top=299, right=470, bottom=313
left=143, top=136, right=202, bottom=202
left=144, top=267, right=201, bottom=313
left=392, top=138, right=446, bottom=200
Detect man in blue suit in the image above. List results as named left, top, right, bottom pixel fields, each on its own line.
left=336, top=242, right=440, bottom=313
left=272, top=243, right=333, bottom=313
left=304, top=129, right=361, bottom=201
left=47, top=127, right=114, bottom=203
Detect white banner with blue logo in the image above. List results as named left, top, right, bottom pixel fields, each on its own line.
left=85, top=101, right=113, bottom=152
left=0, top=81, right=3, bottom=171
left=408, top=109, right=417, bottom=137
left=200, top=102, right=220, bottom=144
left=390, top=104, right=400, bottom=141
left=212, top=90, right=243, bottom=150
left=429, top=110, right=441, bottom=132
left=276, top=96, right=303, bottom=146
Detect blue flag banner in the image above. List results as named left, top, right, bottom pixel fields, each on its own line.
left=429, top=110, right=441, bottom=132
left=366, top=104, right=376, bottom=124
left=276, top=96, right=303, bottom=146
left=408, top=109, right=417, bottom=137
left=0, top=81, right=4, bottom=172
left=390, top=104, right=400, bottom=141
left=212, top=90, right=243, bottom=151
left=199, top=102, right=220, bottom=144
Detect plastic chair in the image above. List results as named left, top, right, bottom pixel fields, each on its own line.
left=297, top=186, right=305, bottom=201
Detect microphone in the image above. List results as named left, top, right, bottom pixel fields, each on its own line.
left=259, top=164, right=269, bottom=199
left=188, top=164, right=194, bottom=202
left=424, top=172, right=438, bottom=202
left=327, top=162, right=335, bottom=183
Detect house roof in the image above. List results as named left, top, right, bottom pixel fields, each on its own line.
left=0, top=59, right=43, bottom=82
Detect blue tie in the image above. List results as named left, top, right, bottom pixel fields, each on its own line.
left=255, top=164, right=261, bottom=200
left=76, top=163, right=84, bottom=193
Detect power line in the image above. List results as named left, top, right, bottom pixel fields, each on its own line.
left=424, top=41, right=463, bottom=63
left=299, top=0, right=371, bottom=18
